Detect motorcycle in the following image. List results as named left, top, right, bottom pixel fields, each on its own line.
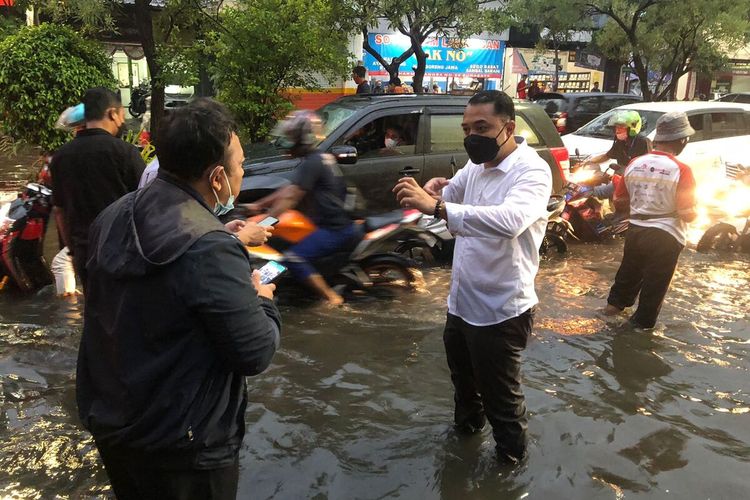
left=560, top=165, right=629, bottom=243
left=244, top=209, right=430, bottom=294
left=696, top=164, right=750, bottom=254
left=0, top=183, right=54, bottom=292
left=128, top=81, right=150, bottom=119
left=541, top=195, right=569, bottom=254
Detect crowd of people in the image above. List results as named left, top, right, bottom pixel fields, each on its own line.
left=44, top=79, right=697, bottom=498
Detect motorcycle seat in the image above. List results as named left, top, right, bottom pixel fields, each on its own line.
left=364, top=210, right=405, bottom=231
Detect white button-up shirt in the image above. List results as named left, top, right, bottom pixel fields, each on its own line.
left=442, top=138, right=552, bottom=326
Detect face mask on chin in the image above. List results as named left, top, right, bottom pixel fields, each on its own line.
left=210, top=167, right=235, bottom=216
left=463, top=123, right=512, bottom=164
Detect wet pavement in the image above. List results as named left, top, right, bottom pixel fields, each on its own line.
left=0, top=238, right=748, bottom=498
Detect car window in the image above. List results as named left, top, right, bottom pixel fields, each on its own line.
left=573, top=97, right=601, bottom=114
left=717, top=94, right=737, bottom=102
left=710, top=112, right=746, bottom=139
left=430, top=114, right=464, bottom=153
left=688, top=114, right=708, bottom=142
left=576, top=109, right=663, bottom=139
left=341, top=113, right=421, bottom=158
left=534, top=97, right=566, bottom=115
left=603, top=97, right=640, bottom=111
left=734, top=94, right=750, bottom=104
left=515, top=114, right=540, bottom=146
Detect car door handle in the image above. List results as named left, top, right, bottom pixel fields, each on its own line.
left=399, top=166, right=421, bottom=176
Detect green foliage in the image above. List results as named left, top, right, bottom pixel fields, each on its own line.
left=588, top=0, right=750, bottom=100
left=0, top=23, right=115, bottom=151
left=208, top=0, right=352, bottom=142
left=0, top=15, right=22, bottom=40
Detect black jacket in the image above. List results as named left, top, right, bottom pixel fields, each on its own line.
left=76, top=172, right=281, bottom=469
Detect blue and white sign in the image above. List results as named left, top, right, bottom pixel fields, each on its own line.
left=364, top=33, right=504, bottom=78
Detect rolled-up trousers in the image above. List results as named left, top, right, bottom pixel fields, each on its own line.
left=443, top=309, right=533, bottom=459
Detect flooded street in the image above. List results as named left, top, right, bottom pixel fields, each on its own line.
left=0, top=240, right=748, bottom=498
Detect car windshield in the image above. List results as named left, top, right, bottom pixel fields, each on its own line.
left=267, top=101, right=359, bottom=151
left=575, top=108, right=664, bottom=138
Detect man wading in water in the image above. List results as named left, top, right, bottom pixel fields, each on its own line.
left=393, top=90, right=552, bottom=465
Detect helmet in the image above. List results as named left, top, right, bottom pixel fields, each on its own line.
left=274, top=110, right=322, bottom=150
left=55, top=103, right=85, bottom=131
left=610, top=110, right=642, bottom=137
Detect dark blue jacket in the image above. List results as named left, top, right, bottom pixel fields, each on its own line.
left=76, top=172, right=280, bottom=469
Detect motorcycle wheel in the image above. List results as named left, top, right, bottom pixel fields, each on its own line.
left=696, top=223, right=738, bottom=253
left=128, top=103, right=144, bottom=119
left=361, top=255, right=416, bottom=288
left=540, top=233, right=567, bottom=255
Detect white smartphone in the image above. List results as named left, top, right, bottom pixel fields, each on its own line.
left=258, top=261, right=287, bottom=285
left=258, top=216, right=279, bottom=227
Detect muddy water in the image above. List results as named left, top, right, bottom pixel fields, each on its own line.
left=0, top=240, right=748, bottom=499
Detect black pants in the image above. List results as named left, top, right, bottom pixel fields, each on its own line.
left=443, top=310, right=533, bottom=460
left=97, top=446, right=239, bottom=500
left=608, top=225, right=684, bottom=329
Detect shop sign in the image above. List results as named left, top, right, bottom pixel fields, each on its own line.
left=728, top=59, right=750, bottom=76
left=363, top=33, right=504, bottom=78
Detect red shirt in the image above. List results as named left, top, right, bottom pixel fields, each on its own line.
left=517, top=80, right=528, bottom=99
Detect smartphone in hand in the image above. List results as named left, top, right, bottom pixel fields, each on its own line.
left=257, top=261, right=286, bottom=284
left=258, top=216, right=279, bottom=227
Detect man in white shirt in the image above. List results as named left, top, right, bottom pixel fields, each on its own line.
left=604, top=112, right=697, bottom=328
left=393, top=90, right=552, bottom=465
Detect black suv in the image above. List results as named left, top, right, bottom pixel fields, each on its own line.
left=240, top=94, right=569, bottom=213
left=533, top=92, right=642, bottom=135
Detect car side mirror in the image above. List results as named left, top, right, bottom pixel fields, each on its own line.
left=331, top=145, right=358, bottom=165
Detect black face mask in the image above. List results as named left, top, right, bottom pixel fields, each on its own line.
left=115, top=123, right=128, bottom=139
left=463, top=123, right=512, bottom=164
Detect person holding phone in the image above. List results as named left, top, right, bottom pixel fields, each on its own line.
left=247, top=111, right=356, bottom=306
left=77, top=99, right=281, bottom=499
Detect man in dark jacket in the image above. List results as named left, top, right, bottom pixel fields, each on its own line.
left=50, top=87, right=145, bottom=291
left=77, top=99, right=281, bottom=500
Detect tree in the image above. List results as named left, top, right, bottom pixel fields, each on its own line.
left=207, top=0, right=352, bottom=143
left=353, top=0, right=496, bottom=93
left=506, top=0, right=592, bottom=90
left=585, top=0, right=750, bottom=101
left=0, top=23, right=115, bottom=151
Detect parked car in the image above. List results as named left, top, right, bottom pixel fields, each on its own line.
left=532, top=92, right=642, bottom=135
left=715, top=92, right=750, bottom=104
left=562, top=101, right=750, bottom=186
left=240, top=94, right=570, bottom=212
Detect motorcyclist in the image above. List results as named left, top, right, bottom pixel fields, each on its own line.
left=248, top=111, right=357, bottom=306
left=580, top=110, right=651, bottom=202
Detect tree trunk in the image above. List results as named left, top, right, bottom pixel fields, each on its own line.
left=412, top=38, right=427, bottom=94
left=362, top=29, right=414, bottom=82
left=631, top=55, right=653, bottom=101
left=553, top=45, right=559, bottom=92
left=134, top=0, right=164, bottom=142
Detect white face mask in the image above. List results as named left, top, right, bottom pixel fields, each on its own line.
left=385, top=138, right=399, bottom=149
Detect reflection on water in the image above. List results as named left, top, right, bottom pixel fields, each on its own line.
left=0, top=243, right=749, bottom=498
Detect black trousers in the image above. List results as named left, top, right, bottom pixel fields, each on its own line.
left=97, top=446, right=239, bottom=500
left=443, top=310, right=533, bottom=459
left=608, top=225, right=684, bottom=329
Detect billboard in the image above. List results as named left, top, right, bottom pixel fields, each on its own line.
left=363, top=33, right=504, bottom=79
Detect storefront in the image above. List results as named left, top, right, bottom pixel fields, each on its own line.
left=503, top=47, right=605, bottom=97
left=712, top=59, right=750, bottom=95
left=363, top=33, right=505, bottom=92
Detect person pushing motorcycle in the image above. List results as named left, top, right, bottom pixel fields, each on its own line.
left=248, top=111, right=357, bottom=306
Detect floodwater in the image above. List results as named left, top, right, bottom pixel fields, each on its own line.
left=0, top=238, right=748, bottom=498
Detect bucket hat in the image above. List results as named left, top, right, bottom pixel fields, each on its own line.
left=654, top=111, right=695, bottom=142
